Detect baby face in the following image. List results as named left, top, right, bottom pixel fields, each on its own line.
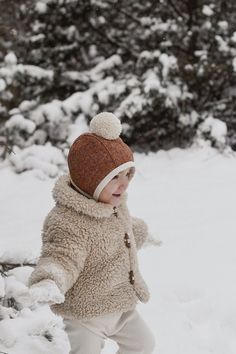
left=98, top=168, right=133, bottom=207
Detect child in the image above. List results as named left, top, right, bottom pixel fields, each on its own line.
left=27, top=112, right=156, bottom=354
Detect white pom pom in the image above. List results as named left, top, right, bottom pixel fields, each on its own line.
left=90, top=112, right=122, bottom=140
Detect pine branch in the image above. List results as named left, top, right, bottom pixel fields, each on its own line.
left=117, top=8, right=143, bottom=25
left=167, top=0, right=188, bottom=21
left=0, top=136, right=15, bottom=159
left=201, top=78, right=228, bottom=108
left=0, top=262, right=36, bottom=272
left=204, top=97, right=232, bottom=108
left=0, top=268, right=7, bottom=277
left=103, top=0, right=142, bottom=25
left=88, top=20, right=139, bottom=59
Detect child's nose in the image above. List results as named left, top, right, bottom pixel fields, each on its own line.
left=119, top=177, right=129, bottom=191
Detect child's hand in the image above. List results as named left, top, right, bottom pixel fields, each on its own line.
left=17, top=279, right=65, bottom=307
left=30, top=279, right=65, bottom=305
left=144, top=233, right=163, bottom=248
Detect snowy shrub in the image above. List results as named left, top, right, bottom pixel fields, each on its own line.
left=0, top=251, right=70, bottom=353
left=0, top=0, right=236, bottom=165
left=196, top=115, right=228, bottom=150
left=9, top=144, right=67, bottom=177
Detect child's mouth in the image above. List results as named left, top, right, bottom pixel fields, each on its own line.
left=112, top=193, right=121, bottom=197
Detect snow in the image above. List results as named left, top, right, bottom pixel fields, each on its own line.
left=202, top=20, right=212, bottom=30
left=202, top=5, right=214, bottom=17
left=35, top=2, right=48, bottom=14
left=0, top=78, right=6, bottom=92
left=65, top=26, right=78, bottom=41
left=0, top=65, right=53, bottom=85
left=194, top=50, right=208, bottom=60
left=19, top=100, right=38, bottom=112
left=4, top=52, right=17, bottom=66
left=6, top=114, right=36, bottom=134
left=9, top=144, right=66, bottom=177
left=1, top=53, right=53, bottom=81
left=1, top=146, right=236, bottom=353
left=89, top=44, right=98, bottom=58
left=1, top=64, right=132, bottom=153
left=97, top=89, right=110, bottom=105
left=215, top=35, right=229, bottom=53
left=179, top=111, right=199, bottom=127
left=150, top=19, right=170, bottom=33
left=0, top=251, right=37, bottom=267
left=63, top=90, right=94, bottom=115
left=30, top=34, right=46, bottom=43
left=67, top=114, right=88, bottom=145
left=166, top=83, right=182, bottom=105
left=232, top=32, right=236, bottom=43
left=0, top=306, right=70, bottom=354
left=218, top=21, right=228, bottom=31
left=97, top=16, right=106, bottom=25
left=139, top=50, right=161, bottom=61
left=0, top=276, right=4, bottom=298
left=90, top=0, right=109, bottom=9
left=31, top=100, right=68, bottom=124
left=63, top=77, right=122, bottom=116
left=144, top=71, right=161, bottom=93
left=233, top=58, right=236, bottom=72
left=16, top=279, right=65, bottom=307
left=197, top=116, right=227, bottom=147
left=62, top=70, right=89, bottom=83
left=90, top=54, right=122, bottom=80
left=159, top=53, right=177, bottom=79
left=116, top=88, right=147, bottom=118
left=17, top=65, right=54, bottom=80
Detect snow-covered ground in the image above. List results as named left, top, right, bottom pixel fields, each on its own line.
left=1, top=146, right=236, bottom=354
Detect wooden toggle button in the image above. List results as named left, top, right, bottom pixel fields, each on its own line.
left=129, top=270, right=135, bottom=284
left=124, top=233, right=131, bottom=248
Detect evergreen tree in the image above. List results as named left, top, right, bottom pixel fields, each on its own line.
left=0, top=0, right=236, bottom=163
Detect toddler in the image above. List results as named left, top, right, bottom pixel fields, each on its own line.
left=27, top=112, right=156, bottom=354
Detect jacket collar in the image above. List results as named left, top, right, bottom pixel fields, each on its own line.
left=52, top=174, right=127, bottom=218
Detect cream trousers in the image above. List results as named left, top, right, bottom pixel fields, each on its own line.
left=64, top=309, right=156, bottom=354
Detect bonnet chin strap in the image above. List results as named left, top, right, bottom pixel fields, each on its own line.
left=70, top=178, right=93, bottom=199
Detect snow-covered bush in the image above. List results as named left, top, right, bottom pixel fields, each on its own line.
left=0, top=252, right=70, bottom=353
left=9, top=143, right=67, bottom=178
left=0, top=0, right=236, bottom=169
left=196, top=115, right=228, bottom=150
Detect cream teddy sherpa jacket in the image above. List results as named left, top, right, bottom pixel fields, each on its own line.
left=29, top=174, right=150, bottom=320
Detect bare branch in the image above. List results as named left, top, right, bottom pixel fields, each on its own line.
left=118, top=8, right=143, bottom=25
left=0, top=262, right=36, bottom=273
left=88, top=20, right=139, bottom=58
left=167, top=0, right=188, bottom=20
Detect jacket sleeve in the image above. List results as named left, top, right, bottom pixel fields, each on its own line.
left=28, top=225, right=87, bottom=295
left=131, top=216, right=149, bottom=250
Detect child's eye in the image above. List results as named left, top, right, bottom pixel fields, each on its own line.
left=127, top=170, right=134, bottom=179
left=112, top=175, right=119, bottom=180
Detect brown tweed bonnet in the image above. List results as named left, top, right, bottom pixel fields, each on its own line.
left=67, top=112, right=135, bottom=200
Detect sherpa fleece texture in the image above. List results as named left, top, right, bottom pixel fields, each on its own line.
left=29, top=174, right=150, bottom=320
